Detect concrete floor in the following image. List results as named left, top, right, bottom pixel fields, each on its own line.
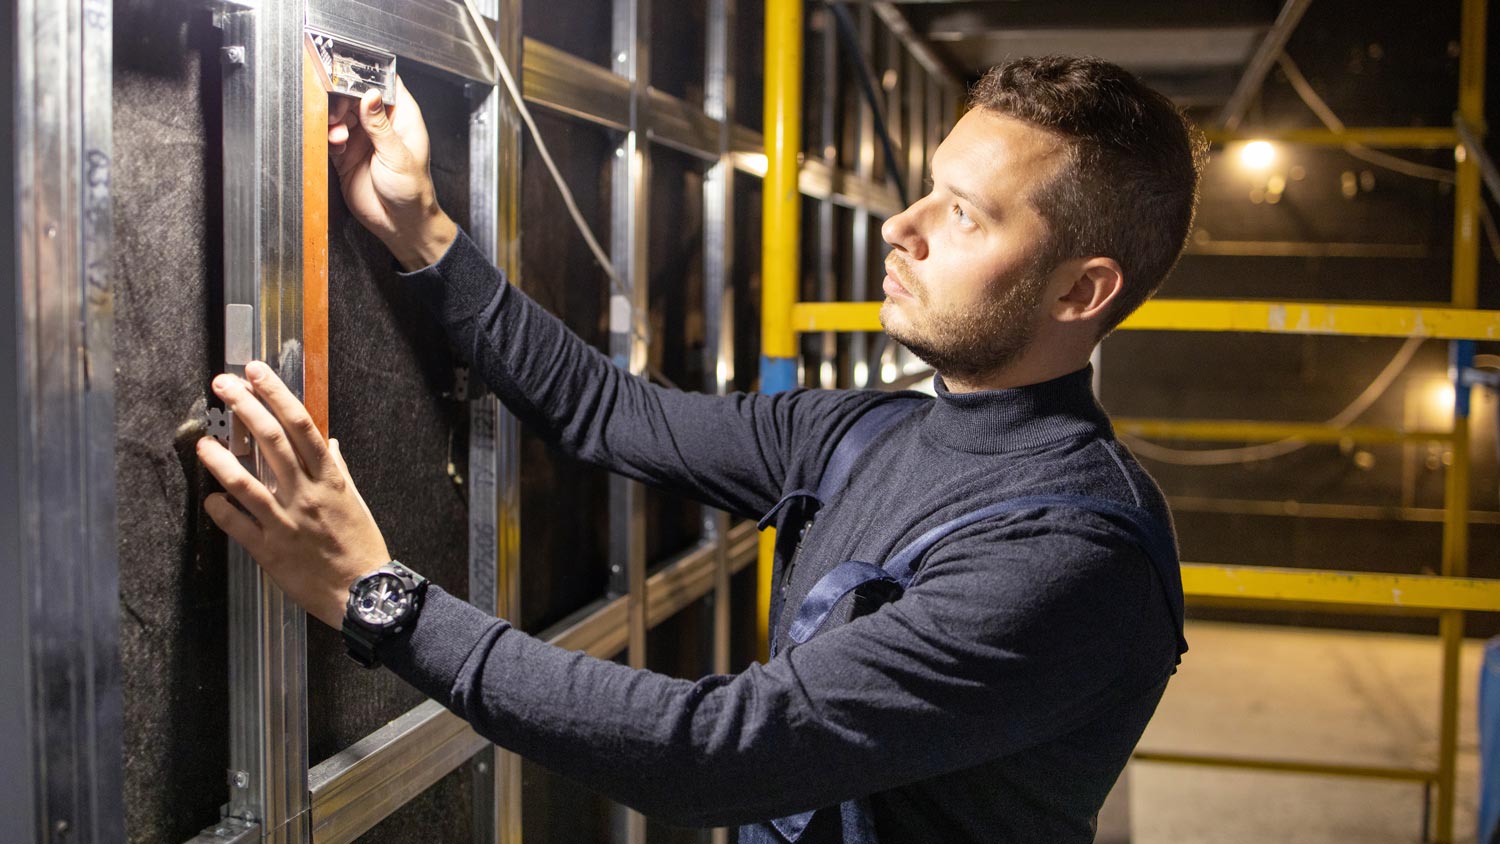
left=1126, top=621, right=1488, bottom=844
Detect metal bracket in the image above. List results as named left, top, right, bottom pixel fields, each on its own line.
left=206, top=407, right=252, bottom=456
left=186, top=816, right=258, bottom=844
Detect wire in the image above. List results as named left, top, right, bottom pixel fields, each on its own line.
left=827, top=2, right=910, bottom=207
left=1276, top=53, right=1457, bottom=184
left=1120, top=336, right=1425, bottom=465
left=463, top=0, right=651, bottom=353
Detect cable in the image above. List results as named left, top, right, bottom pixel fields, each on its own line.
left=1276, top=53, right=1457, bottom=184
left=463, top=0, right=650, bottom=353
left=1120, top=336, right=1424, bottom=465
left=827, top=2, right=910, bottom=207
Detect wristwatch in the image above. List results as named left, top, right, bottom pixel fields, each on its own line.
left=342, top=561, right=429, bottom=668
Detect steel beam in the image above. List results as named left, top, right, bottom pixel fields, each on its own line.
left=1216, top=0, right=1314, bottom=132
left=1181, top=565, right=1500, bottom=613
left=4, top=0, right=123, bottom=841
left=1114, top=419, right=1454, bottom=445
left=790, top=300, right=1500, bottom=340
left=1202, top=126, right=1458, bottom=148
left=219, top=6, right=312, bottom=842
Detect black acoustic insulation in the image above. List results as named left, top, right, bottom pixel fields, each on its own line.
left=516, top=111, right=615, bottom=635
left=308, top=66, right=475, bottom=844
left=113, top=9, right=229, bottom=842
left=731, top=178, right=762, bottom=394
left=521, top=0, right=612, bottom=69
left=649, top=0, right=707, bottom=107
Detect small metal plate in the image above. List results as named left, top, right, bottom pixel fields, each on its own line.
left=225, top=304, right=254, bottom=366
left=305, top=29, right=397, bottom=103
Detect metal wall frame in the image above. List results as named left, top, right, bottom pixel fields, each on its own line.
left=4, top=0, right=122, bottom=842
left=195, top=2, right=518, bottom=842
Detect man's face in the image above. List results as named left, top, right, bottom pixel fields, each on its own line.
left=879, top=109, right=1067, bottom=382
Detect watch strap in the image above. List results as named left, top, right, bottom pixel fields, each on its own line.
left=342, top=616, right=382, bottom=668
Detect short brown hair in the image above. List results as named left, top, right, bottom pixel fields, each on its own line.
left=969, top=56, right=1208, bottom=337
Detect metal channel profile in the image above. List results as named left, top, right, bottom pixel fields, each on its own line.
left=523, top=39, right=631, bottom=130
left=309, top=701, right=491, bottom=844
left=608, top=0, right=650, bottom=838
left=307, top=0, right=497, bottom=84
left=218, top=6, right=312, bottom=843
left=306, top=523, right=759, bottom=844
left=701, top=3, right=737, bottom=836
left=462, top=0, right=522, bottom=840
left=4, top=0, right=123, bottom=841
left=520, top=42, right=910, bottom=215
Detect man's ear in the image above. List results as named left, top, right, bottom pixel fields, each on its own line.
left=1050, top=257, right=1123, bottom=324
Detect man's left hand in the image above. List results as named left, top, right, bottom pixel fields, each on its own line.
left=196, top=360, right=391, bottom=629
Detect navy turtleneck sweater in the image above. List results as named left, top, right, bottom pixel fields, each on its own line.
left=382, top=230, right=1183, bottom=842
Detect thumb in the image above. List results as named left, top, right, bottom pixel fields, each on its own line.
left=357, top=90, right=410, bottom=163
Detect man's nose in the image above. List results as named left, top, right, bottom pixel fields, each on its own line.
left=881, top=202, right=928, bottom=261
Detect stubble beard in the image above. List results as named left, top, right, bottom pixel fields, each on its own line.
left=880, top=255, right=1052, bottom=384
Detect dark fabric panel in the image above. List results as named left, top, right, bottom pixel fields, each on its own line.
left=646, top=148, right=707, bottom=566
left=734, top=0, right=765, bottom=133
left=648, top=0, right=706, bottom=106
left=307, top=68, right=473, bottom=763
left=112, top=9, right=229, bottom=843
left=520, top=755, right=616, bottom=842
left=516, top=113, right=615, bottom=633
left=521, top=0, right=612, bottom=69
left=359, top=758, right=475, bottom=844
left=730, top=176, right=761, bottom=394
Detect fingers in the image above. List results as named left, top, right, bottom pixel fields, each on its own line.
left=203, top=491, right=264, bottom=552
left=330, top=119, right=371, bottom=178
left=328, top=438, right=376, bottom=520
left=212, top=372, right=305, bottom=485
left=356, top=89, right=411, bottom=166
left=196, top=436, right=282, bottom=525
left=328, top=94, right=352, bottom=126
left=245, top=361, right=329, bottom=476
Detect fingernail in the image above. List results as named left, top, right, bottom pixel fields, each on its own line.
left=367, top=91, right=383, bottom=113
left=246, top=361, right=266, bottom=381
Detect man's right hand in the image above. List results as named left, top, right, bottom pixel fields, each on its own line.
left=329, top=75, right=458, bottom=271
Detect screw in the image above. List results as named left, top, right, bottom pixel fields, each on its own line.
left=230, top=769, right=249, bottom=788
left=222, top=46, right=245, bottom=65
left=616, top=51, right=628, bottom=64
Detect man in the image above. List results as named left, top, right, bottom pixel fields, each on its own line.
left=196, top=55, right=1205, bottom=842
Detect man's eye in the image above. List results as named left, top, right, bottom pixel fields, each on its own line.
left=952, top=204, right=973, bottom=226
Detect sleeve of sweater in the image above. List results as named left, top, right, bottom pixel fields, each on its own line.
left=379, top=507, right=1179, bottom=828
left=399, top=228, right=876, bottom=521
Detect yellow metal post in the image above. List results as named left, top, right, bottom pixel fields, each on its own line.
left=1437, top=2, right=1486, bottom=840
left=759, top=0, right=803, bottom=659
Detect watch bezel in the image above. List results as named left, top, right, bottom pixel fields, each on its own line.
left=344, top=562, right=427, bottom=634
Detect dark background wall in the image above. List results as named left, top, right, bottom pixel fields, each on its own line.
left=1096, top=0, right=1500, bottom=636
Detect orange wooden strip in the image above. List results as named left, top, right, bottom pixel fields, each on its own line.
left=302, top=49, right=330, bottom=437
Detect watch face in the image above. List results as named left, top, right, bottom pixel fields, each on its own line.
left=353, top=573, right=412, bottom=627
